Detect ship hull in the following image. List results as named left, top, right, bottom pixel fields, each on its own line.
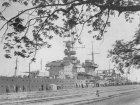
left=0, top=77, right=76, bottom=93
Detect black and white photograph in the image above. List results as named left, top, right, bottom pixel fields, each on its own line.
left=0, top=0, right=140, bottom=105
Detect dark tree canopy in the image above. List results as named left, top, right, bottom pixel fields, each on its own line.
left=108, top=27, right=140, bottom=73
left=0, top=0, right=140, bottom=60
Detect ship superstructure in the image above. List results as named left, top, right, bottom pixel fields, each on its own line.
left=46, top=40, right=78, bottom=79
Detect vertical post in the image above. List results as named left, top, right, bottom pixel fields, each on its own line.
left=40, top=58, right=42, bottom=71
left=108, top=59, right=111, bottom=85
left=109, top=59, right=110, bottom=71
left=92, top=41, right=94, bottom=64
left=96, top=70, right=98, bottom=87
left=14, top=58, right=18, bottom=77
left=109, top=69, right=111, bottom=85
left=29, top=62, right=31, bottom=91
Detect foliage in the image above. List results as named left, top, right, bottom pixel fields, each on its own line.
left=108, top=26, right=140, bottom=73
left=0, top=0, right=140, bottom=59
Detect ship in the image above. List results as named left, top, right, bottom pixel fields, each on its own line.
left=0, top=39, right=128, bottom=94
left=0, top=38, right=100, bottom=93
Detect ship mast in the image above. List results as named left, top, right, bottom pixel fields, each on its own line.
left=90, top=41, right=100, bottom=64
left=92, top=41, right=94, bottom=64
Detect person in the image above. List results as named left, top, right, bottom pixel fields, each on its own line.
left=96, top=90, right=100, bottom=97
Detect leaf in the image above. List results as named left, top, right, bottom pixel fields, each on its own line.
left=3, top=45, right=7, bottom=49
left=47, top=44, right=51, bottom=48
left=37, top=10, right=45, bottom=15
left=7, top=33, right=12, bottom=37
left=17, top=45, right=22, bottom=48
left=2, top=2, right=10, bottom=7
left=0, top=16, right=6, bottom=21
left=38, top=3, right=46, bottom=8
left=14, top=37, right=21, bottom=43
left=62, top=0, right=68, bottom=3
left=48, top=35, right=53, bottom=39
left=23, top=1, right=28, bottom=6
left=31, top=58, right=36, bottom=62
left=13, top=24, right=26, bottom=32
left=22, top=49, right=26, bottom=53
left=5, top=37, right=8, bottom=40
left=15, top=18, right=23, bottom=23
left=67, top=19, right=76, bottom=29
left=14, top=51, right=26, bottom=57
left=4, top=54, right=11, bottom=58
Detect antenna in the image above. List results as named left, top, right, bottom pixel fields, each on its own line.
left=88, top=41, right=99, bottom=64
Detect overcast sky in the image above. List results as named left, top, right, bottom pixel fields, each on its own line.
left=0, top=1, right=140, bottom=81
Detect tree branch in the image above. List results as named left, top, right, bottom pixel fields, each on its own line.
left=1, top=24, right=8, bottom=42
left=91, top=2, right=140, bottom=13
left=0, top=0, right=77, bottom=32
left=100, top=9, right=110, bottom=37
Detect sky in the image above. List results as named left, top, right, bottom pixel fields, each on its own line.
left=0, top=1, right=140, bottom=81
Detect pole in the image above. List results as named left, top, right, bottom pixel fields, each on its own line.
left=88, top=41, right=99, bottom=64
left=92, top=41, right=94, bottom=64
left=109, top=59, right=110, bottom=71
left=97, top=70, right=98, bottom=87
left=40, top=58, right=42, bottom=71
left=29, top=62, right=31, bottom=91
left=14, top=58, right=18, bottom=77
